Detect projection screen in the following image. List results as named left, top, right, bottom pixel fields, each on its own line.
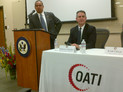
left=26, top=0, right=113, bottom=22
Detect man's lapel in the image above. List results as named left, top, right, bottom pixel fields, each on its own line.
left=35, top=13, right=42, bottom=27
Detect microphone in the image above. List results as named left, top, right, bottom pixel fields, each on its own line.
left=64, top=42, right=71, bottom=45
left=28, top=10, right=35, bottom=17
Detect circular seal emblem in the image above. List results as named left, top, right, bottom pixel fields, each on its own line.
left=16, top=37, right=30, bottom=57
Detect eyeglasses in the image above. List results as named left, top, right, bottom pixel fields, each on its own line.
left=35, top=5, right=43, bottom=7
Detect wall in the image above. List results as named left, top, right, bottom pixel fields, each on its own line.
left=0, top=0, right=123, bottom=49
left=0, top=0, right=25, bottom=49
left=0, top=0, right=14, bottom=48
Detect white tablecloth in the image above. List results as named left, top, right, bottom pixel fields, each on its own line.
left=39, top=49, right=123, bottom=92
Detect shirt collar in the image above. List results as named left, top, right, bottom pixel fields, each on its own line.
left=37, top=11, right=45, bottom=16
left=78, top=24, right=85, bottom=30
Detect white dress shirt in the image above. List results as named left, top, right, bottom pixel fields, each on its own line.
left=78, top=24, right=85, bottom=39
left=37, top=12, right=48, bottom=31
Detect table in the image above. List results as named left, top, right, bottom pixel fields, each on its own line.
left=39, top=49, right=123, bottom=92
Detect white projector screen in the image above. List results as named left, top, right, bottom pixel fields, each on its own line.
left=26, top=0, right=112, bottom=22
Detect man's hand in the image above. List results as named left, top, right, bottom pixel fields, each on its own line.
left=71, top=43, right=80, bottom=50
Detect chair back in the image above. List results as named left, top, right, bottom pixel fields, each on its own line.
left=95, top=28, right=110, bottom=48
left=121, top=31, right=123, bottom=47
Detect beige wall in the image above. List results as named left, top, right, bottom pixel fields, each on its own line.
left=0, top=0, right=25, bottom=49
left=0, top=0, right=14, bottom=48
left=0, top=0, right=123, bottom=48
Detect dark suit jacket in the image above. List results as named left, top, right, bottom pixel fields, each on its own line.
left=67, top=23, right=96, bottom=49
left=29, top=12, right=62, bottom=48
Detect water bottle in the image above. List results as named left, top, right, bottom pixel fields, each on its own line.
left=80, top=39, right=86, bottom=53
left=54, top=39, right=58, bottom=49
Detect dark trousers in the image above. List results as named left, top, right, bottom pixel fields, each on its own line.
left=50, top=36, right=55, bottom=49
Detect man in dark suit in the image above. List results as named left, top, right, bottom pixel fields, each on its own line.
left=67, top=10, right=96, bottom=49
left=29, top=0, right=62, bottom=49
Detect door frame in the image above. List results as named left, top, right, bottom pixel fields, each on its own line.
left=0, top=6, right=6, bottom=47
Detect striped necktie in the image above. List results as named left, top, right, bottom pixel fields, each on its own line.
left=40, top=14, right=47, bottom=31
left=77, top=28, right=81, bottom=44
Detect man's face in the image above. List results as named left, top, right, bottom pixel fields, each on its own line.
left=76, top=12, right=87, bottom=26
left=35, top=1, right=44, bottom=13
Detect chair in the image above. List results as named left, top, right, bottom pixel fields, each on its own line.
left=121, top=31, right=123, bottom=47
left=95, top=28, right=110, bottom=48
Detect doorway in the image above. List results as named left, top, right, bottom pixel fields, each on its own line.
left=0, top=6, right=5, bottom=47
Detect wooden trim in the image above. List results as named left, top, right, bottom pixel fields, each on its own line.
left=0, top=6, right=6, bottom=47
left=58, top=32, right=122, bottom=36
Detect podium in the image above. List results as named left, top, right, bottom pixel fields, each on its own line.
left=13, top=29, right=50, bottom=90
